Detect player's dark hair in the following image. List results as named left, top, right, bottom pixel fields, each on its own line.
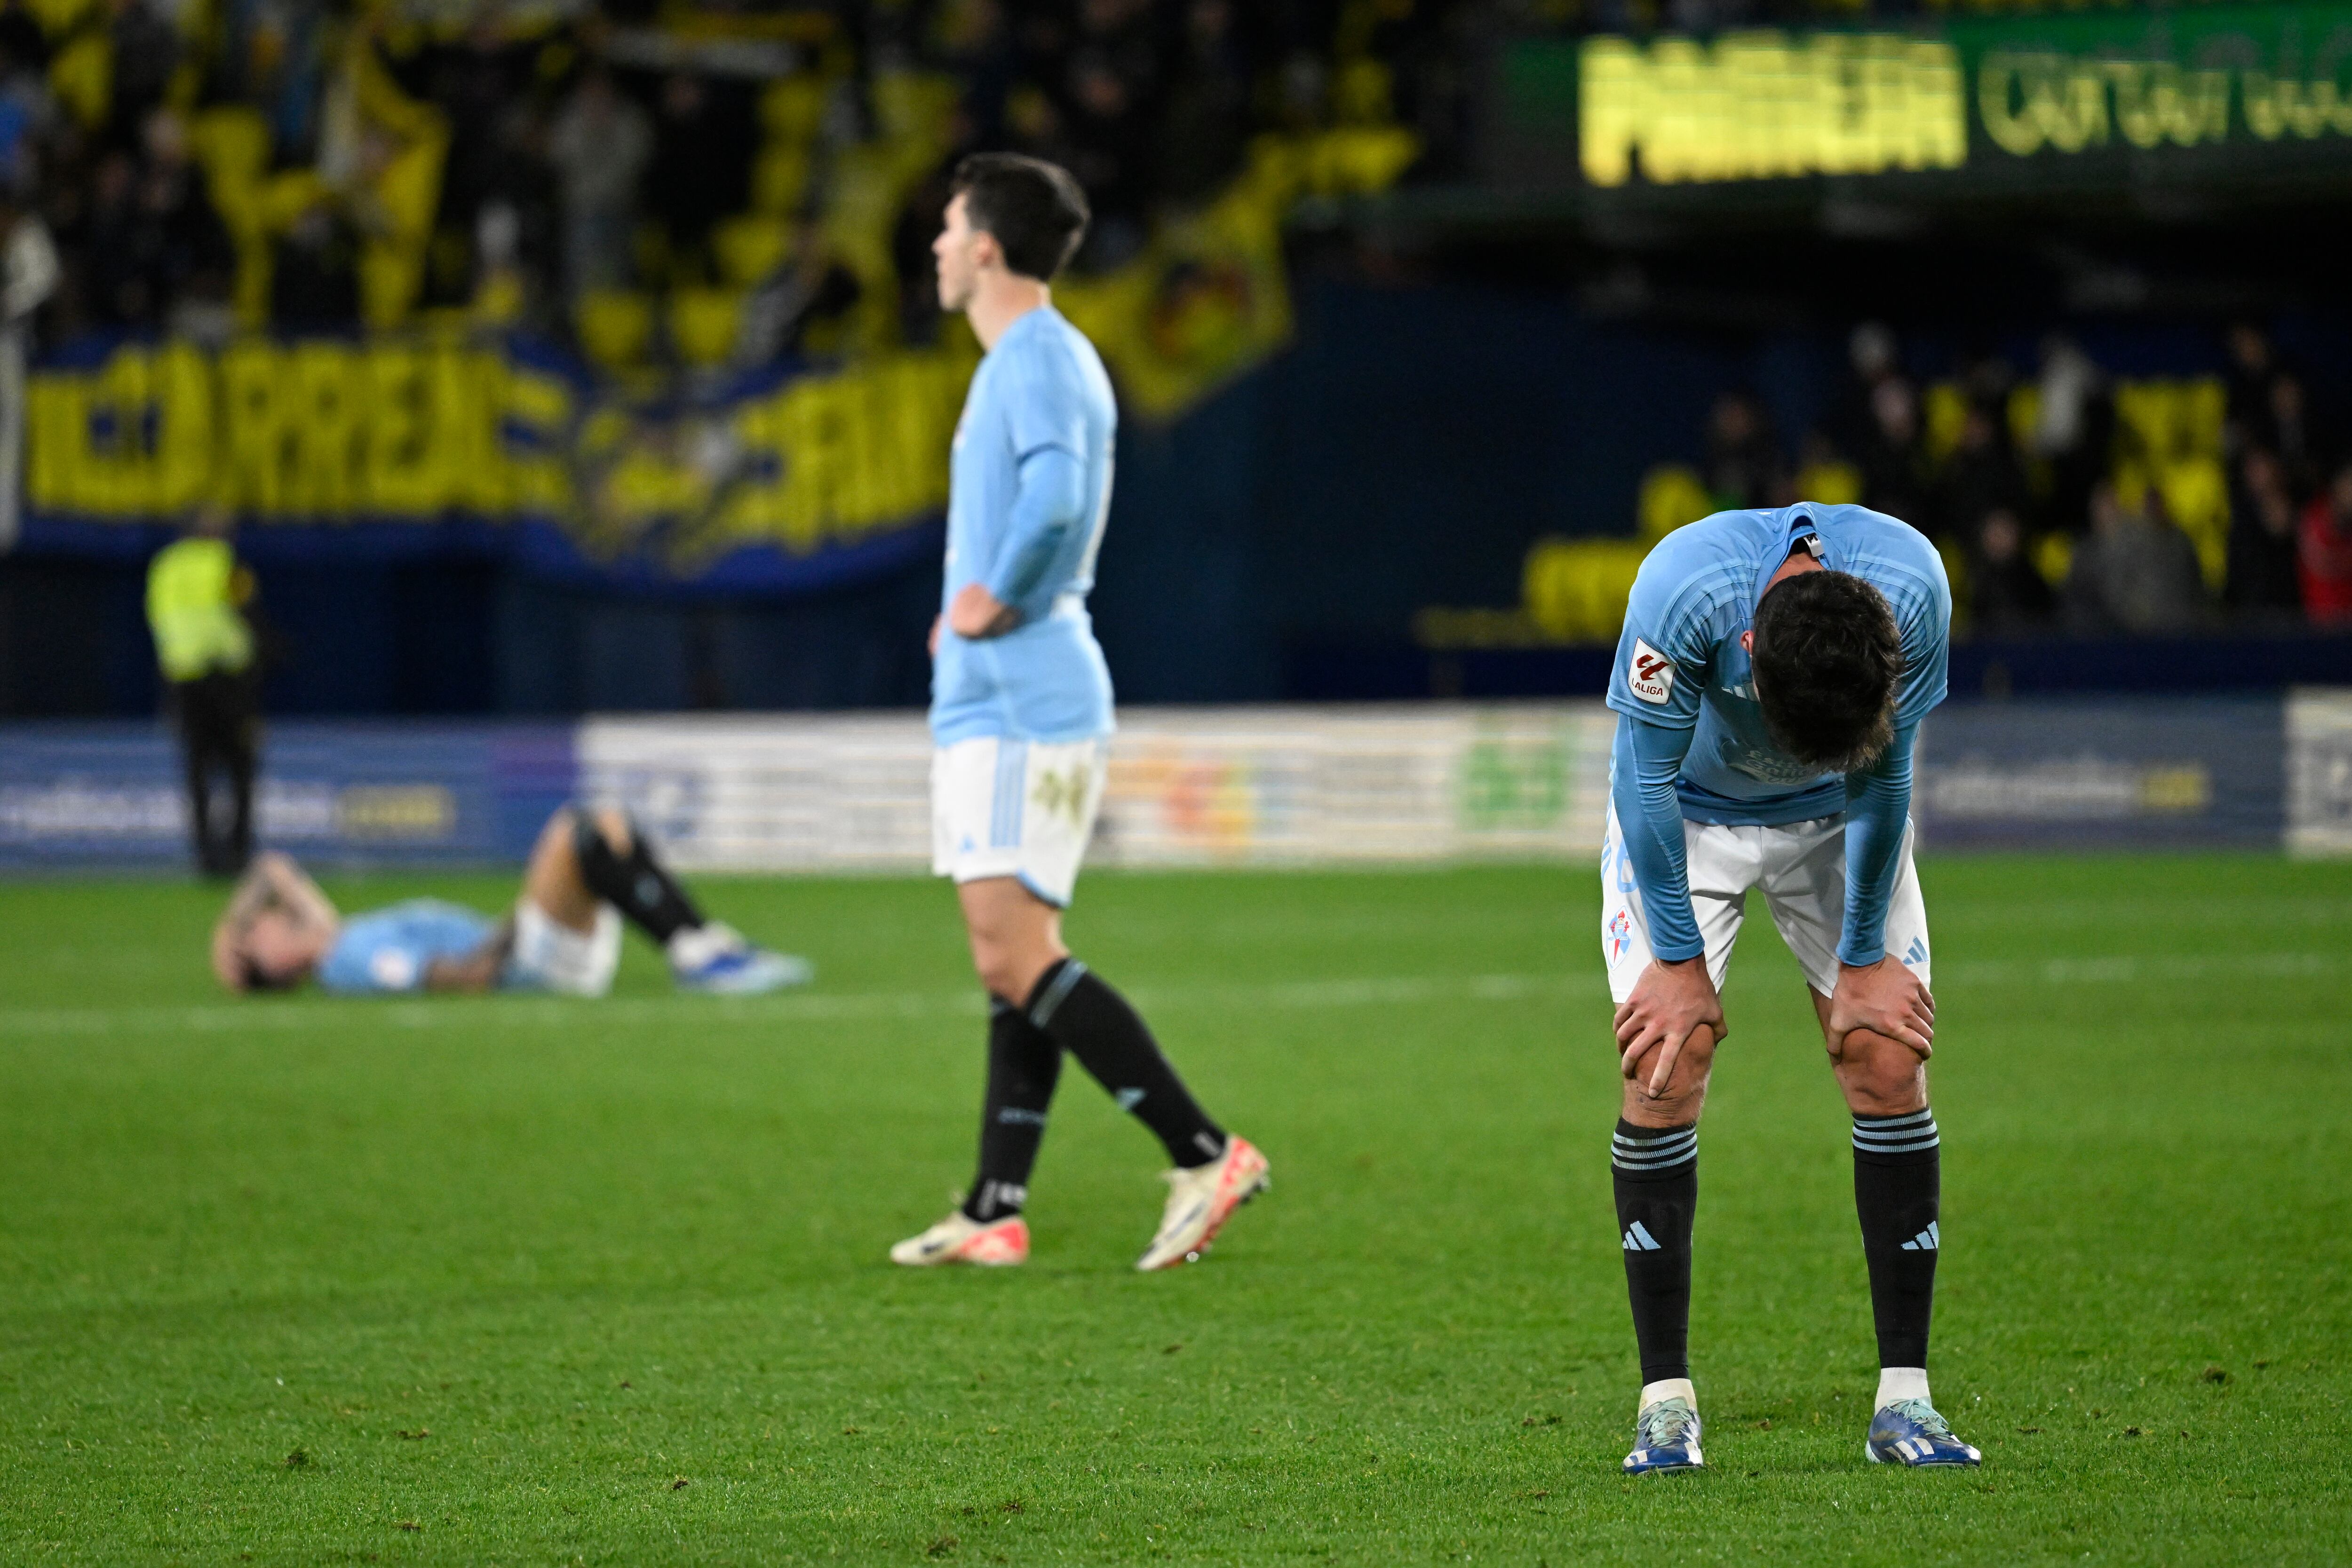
left=1751, top=569, right=1903, bottom=773
left=951, top=153, right=1089, bottom=281
left=238, top=954, right=300, bottom=992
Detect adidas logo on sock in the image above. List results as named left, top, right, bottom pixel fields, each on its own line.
left=1904, top=936, right=1928, bottom=966
left=1114, top=1087, right=1146, bottom=1111
left=1622, top=1220, right=1662, bottom=1252
left=1899, top=1221, right=1940, bottom=1251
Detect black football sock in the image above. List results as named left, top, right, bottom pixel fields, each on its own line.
left=573, top=812, right=704, bottom=944
left=1613, top=1119, right=1699, bottom=1386
left=1026, top=958, right=1225, bottom=1168
left=1852, top=1108, right=1941, bottom=1372
left=962, top=998, right=1063, bottom=1222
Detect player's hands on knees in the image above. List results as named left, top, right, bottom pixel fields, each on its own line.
left=1614, top=957, right=1725, bottom=1098
left=1828, top=957, right=1935, bottom=1061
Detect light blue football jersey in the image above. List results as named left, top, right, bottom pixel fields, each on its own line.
left=316, top=899, right=495, bottom=994
left=930, top=305, right=1117, bottom=746
left=1606, top=505, right=1951, bottom=825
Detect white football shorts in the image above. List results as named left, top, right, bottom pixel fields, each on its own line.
left=1600, top=804, right=1930, bottom=1004
left=508, top=897, right=622, bottom=997
left=931, top=735, right=1110, bottom=908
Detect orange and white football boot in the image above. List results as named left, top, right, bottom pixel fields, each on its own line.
left=1135, top=1135, right=1271, bottom=1271
left=889, top=1211, right=1030, bottom=1267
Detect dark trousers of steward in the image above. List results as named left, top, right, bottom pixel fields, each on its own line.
left=172, top=668, right=260, bottom=878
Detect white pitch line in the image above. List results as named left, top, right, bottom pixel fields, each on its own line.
left=0, top=953, right=2335, bottom=1040
left=0, top=971, right=1607, bottom=1040
left=1937, top=951, right=2341, bottom=987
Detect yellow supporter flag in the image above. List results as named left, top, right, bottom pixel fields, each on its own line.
left=30, top=336, right=972, bottom=578
left=1059, top=127, right=1416, bottom=422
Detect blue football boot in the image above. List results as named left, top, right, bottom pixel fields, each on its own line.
left=1865, top=1399, right=1982, bottom=1467
left=1623, top=1396, right=1704, bottom=1475
left=670, top=923, right=814, bottom=995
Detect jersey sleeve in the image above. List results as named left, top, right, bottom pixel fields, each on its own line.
left=1001, top=341, right=1090, bottom=464
left=1890, top=539, right=1953, bottom=728
left=985, top=447, right=1090, bottom=607
left=1604, top=531, right=1719, bottom=732
left=981, top=343, right=1094, bottom=607
left=1840, top=719, right=1917, bottom=966
left=1611, top=711, right=1703, bottom=961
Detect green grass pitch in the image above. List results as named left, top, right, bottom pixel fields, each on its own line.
left=2, top=855, right=2347, bottom=1564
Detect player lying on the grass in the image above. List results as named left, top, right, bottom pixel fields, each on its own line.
left=890, top=153, right=1268, bottom=1273
left=1599, top=503, right=1980, bottom=1474
left=210, top=806, right=810, bottom=997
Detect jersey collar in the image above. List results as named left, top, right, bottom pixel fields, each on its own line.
left=1754, top=507, right=1832, bottom=613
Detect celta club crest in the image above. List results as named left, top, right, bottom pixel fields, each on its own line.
left=1608, top=909, right=1635, bottom=962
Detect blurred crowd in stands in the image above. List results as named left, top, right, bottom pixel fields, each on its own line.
left=1685, top=325, right=2352, bottom=635
left=0, top=0, right=1461, bottom=368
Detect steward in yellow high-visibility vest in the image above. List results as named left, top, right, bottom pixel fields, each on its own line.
left=146, top=506, right=261, bottom=876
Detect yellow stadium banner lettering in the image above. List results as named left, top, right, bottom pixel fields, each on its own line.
left=716, top=352, right=965, bottom=556
left=1578, top=37, right=1645, bottom=186
left=720, top=394, right=794, bottom=549
left=2104, top=62, right=2230, bottom=151
left=288, top=342, right=366, bottom=517
left=2241, top=71, right=2352, bottom=141
left=24, top=377, right=71, bottom=511
left=501, top=366, right=576, bottom=517
left=219, top=341, right=290, bottom=515
left=1580, top=32, right=1967, bottom=187
left=362, top=341, right=439, bottom=515
left=767, top=376, right=847, bottom=555
left=832, top=376, right=893, bottom=540
left=86, top=346, right=153, bottom=516
left=1586, top=27, right=2352, bottom=182
left=452, top=348, right=516, bottom=516
left=153, top=343, right=215, bottom=515
left=25, top=339, right=964, bottom=576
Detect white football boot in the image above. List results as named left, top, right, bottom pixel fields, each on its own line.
left=889, top=1211, right=1030, bottom=1267
left=1135, top=1135, right=1271, bottom=1271
left=669, top=922, right=814, bottom=995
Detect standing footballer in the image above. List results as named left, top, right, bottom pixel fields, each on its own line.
left=1599, top=503, right=1981, bottom=1473
left=890, top=153, right=1269, bottom=1272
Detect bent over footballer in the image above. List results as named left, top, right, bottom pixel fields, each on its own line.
left=1599, top=503, right=1980, bottom=1473
left=890, top=153, right=1269, bottom=1272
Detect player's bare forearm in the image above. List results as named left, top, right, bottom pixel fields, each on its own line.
left=252, top=852, right=337, bottom=931
left=947, top=583, right=1021, bottom=640
left=221, top=855, right=285, bottom=928
left=1827, top=957, right=1935, bottom=1060
left=1613, top=956, right=1726, bottom=1097
left=424, top=919, right=514, bottom=993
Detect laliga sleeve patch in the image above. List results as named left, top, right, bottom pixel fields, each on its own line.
left=1627, top=639, right=1676, bottom=705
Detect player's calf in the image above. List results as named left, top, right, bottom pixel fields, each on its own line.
left=1612, top=1116, right=1700, bottom=1425
left=563, top=808, right=810, bottom=992
left=961, top=997, right=1061, bottom=1226
left=1609, top=1021, right=1710, bottom=1472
